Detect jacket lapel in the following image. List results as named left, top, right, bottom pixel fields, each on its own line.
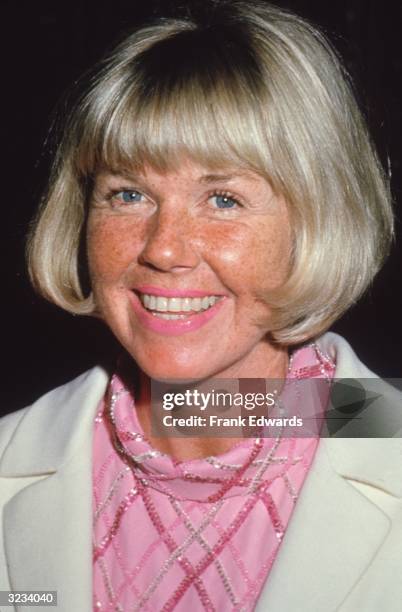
left=1, top=367, right=109, bottom=612
left=255, top=438, right=391, bottom=611
left=3, top=466, right=92, bottom=611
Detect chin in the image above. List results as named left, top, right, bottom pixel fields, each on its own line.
left=136, top=356, right=218, bottom=383
left=147, top=366, right=212, bottom=384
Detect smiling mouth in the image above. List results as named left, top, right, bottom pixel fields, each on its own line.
left=137, top=293, right=223, bottom=320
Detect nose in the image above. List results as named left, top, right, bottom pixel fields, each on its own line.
left=138, top=209, right=200, bottom=272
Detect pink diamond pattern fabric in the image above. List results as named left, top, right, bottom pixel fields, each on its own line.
left=92, top=343, right=335, bottom=611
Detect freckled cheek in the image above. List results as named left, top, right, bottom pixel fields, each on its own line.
left=87, top=216, right=145, bottom=283
left=202, top=223, right=291, bottom=292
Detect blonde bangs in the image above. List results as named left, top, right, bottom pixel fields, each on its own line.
left=74, top=26, right=271, bottom=178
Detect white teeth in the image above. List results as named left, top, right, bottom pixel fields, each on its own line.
left=182, top=298, right=192, bottom=312
left=156, top=297, right=168, bottom=312
left=192, top=298, right=202, bottom=312
left=202, top=296, right=210, bottom=310
left=169, top=298, right=182, bottom=312
left=152, top=313, right=186, bottom=320
left=139, top=293, right=220, bottom=314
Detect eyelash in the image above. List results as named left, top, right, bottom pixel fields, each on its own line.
left=105, top=188, right=144, bottom=205
left=207, top=190, right=243, bottom=210
left=103, top=188, right=244, bottom=211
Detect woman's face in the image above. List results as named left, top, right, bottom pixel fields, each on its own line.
left=87, top=158, right=291, bottom=380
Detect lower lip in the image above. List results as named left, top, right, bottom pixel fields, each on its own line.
left=129, top=293, right=226, bottom=336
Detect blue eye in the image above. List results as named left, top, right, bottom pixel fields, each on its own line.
left=117, top=190, right=143, bottom=203
left=212, top=194, right=239, bottom=209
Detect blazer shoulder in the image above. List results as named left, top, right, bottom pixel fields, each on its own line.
left=1, top=365, right=107, bottom=422
left=0, top=366, right=110, bottom=475
left=0, top=407, right=29, bottom=460
left=315, top=332, right=378, bottom=378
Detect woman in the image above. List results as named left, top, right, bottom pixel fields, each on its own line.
left=0, top=1, right=401, bottom=611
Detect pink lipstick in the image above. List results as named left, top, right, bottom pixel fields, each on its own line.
left=129, top=290, right=226, bottom=336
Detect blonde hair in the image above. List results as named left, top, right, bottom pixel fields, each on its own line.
left=27, top=0, right=393, bottom=344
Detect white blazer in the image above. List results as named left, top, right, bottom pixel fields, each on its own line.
left=1, top=332, right=402, bottom=612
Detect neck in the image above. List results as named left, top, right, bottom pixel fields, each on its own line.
left=132, top=346, right=289, bottom=461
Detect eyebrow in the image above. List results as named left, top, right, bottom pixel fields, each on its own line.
left=198, top=173, right=245, bottom=183
left=104, top=169, right=141, bottom=180
left=101, top=169, right=257, bottom=184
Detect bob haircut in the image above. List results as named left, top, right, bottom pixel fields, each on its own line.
left=28, top=0, right=393, bottom=344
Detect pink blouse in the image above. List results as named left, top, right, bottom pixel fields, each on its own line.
left=92, top=343, right=335, bottom=611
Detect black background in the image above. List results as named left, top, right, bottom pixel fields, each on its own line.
left=2, top=0, right=401, bottom=415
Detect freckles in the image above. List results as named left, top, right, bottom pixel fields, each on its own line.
left=87, top=215, right=142, bottom=280
left=201, top=225, right=246, bottom=265
left=203, top=218, right=291, bottom=292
